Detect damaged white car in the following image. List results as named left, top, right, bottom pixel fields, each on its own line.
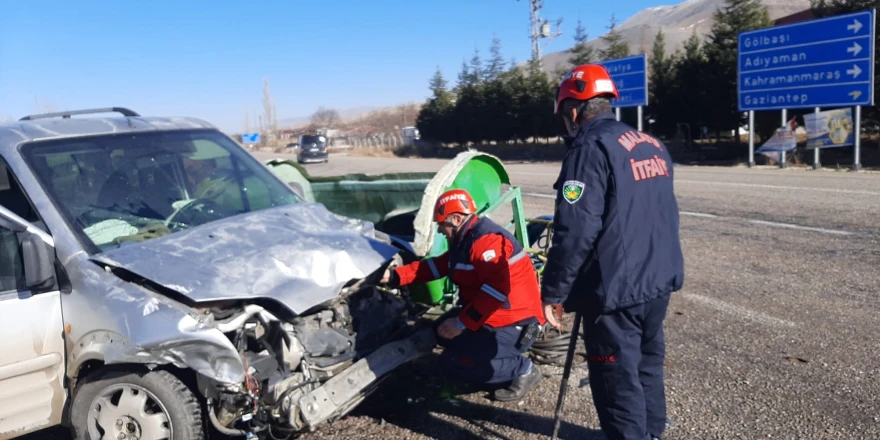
left=0, top=108, right=442, bottom=439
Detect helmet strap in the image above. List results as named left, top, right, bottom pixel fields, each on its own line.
left=452, top=213, right=475, bottom=242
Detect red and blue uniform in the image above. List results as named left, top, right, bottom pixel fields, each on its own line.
left=392, top=215, right=545, bottom=384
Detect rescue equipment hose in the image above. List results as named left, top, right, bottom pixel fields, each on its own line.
left=528, top=325, right=587, bottom=368
left=524, top=218, right=589, bottom=369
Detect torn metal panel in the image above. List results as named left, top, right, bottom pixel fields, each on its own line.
left=90, top=203, right=401, bottom=316
left=62, top=256, right=245, bottom=385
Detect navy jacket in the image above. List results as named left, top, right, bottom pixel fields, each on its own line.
left=541, top=112, right=684, bottom=313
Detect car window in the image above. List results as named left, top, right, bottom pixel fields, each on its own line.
left=0, top=225, right=25, bottom=293
left=22, top=129, right=301, bottom=253
left=300, top=135, right=325, bottom=145
left=0, top=161, right=40, bottom=223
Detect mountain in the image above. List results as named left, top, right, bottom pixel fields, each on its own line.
left=278, top=105, right=381, bottom=128
left=538, top=0, right=812, bottom=74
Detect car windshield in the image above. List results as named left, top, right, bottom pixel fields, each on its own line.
left=22, top=129, right=301, bottom=253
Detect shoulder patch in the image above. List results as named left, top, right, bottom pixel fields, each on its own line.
left=481, top=249, right=497, bottom=262
left=562, top=180, right=585, bottom=204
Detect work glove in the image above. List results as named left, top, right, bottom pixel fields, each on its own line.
left=380, top=268, right=401, bottom=288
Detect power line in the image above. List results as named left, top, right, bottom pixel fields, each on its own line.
left=519, top=0, right=563, bottom=68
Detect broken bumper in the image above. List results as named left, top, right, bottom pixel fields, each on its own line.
left=293, top=326, right=437, bottom=430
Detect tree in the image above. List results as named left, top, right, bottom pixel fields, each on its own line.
left=485, top=35, right=507, bottom=81
left=262, top=78, right=278, bottom=135
left=418, top=67, right=455, bottom=144
left=429, top=66, right=450, bottom=100
left=670, top=30, right=711, bottom=142
left=569, top=19, right=596, bottom=66
left=648, top=29, right=679, bottom=137
left=469, top=48, right=484, bottom=84
left=310, top=107, right=341, bottom=128
left=702, top=0, right=773, bottom=143
left=454, top=59, right=472, bottom=95
left=599, top=14, right=630, bottom=60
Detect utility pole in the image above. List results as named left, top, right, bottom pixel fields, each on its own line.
left=518, top=0, right=562, bottom=68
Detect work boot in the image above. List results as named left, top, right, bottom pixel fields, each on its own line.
left=493, top=362, right=542, bottom=402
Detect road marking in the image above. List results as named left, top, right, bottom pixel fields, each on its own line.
left=523, top=192, right=555, bottom=199
left=681, top=211, right=719, bottom=219
left=747, top=219, right=852, bottom=236
left=523, top=193, right=853, bottom=236
left=508, top=171, right=557, bottom=176
left=681, top=293, right=797, bottom=328
left=675, top=179, right=880, bottom=196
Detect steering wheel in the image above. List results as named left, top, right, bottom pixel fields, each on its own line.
left=165, top=198, right=230, bottom=229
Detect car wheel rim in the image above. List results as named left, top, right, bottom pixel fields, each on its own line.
left=86, top=383, right=173, bottom=440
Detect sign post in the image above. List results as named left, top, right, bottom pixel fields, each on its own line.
left=813, top=107, right=821, bottom=169
left=597, top=54, right=649, bottom=131
left=748, top=111, right=755, bottom=167
left=738, top=9, right=875, bottom=170
left=780, top=109, right=788, bottom=168
left=854, top=105, right=862, bottom=170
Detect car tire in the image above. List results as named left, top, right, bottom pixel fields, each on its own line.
left=70, top=368, right=205, bottom=440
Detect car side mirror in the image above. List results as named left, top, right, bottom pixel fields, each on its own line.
left=22, top=231, right=56, bottom=290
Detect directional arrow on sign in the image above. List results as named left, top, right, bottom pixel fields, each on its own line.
left=849, top=90, right=863, bottom=100
left=847, top=64, right=863, bottom=78
left=847, top=19, right=863, bottom=33
left=848, top=41, right=863, bottom=56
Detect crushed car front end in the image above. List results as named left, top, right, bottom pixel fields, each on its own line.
left=192, top=285, right=436, bottom=436
left=12, top=121, right=438, bottom=438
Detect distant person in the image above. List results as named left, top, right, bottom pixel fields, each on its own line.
left=541, top=64, right=685, bottom=440
left=381, top=189, right=546, bottom=401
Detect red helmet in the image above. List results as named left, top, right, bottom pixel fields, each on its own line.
left=434, top=189, right=477, bottom=223
left=554, top=64, right=619, bottom=114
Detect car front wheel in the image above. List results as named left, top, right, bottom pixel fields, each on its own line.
left=70, top=369, right=205, bottom=440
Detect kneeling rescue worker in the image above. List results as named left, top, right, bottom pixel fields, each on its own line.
left=381, top=189, right=546, bottom=401
left=540, top=64, right=685, bottom=440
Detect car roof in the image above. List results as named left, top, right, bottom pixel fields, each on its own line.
left=0, top=107, right=219, bottom=155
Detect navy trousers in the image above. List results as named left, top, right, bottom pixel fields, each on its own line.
left=582, top=294, right=670, bottom=440
left=436, top=320, right=536, bottom=386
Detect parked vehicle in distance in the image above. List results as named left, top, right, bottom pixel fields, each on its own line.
left=401, top=126, right=420, bottom=146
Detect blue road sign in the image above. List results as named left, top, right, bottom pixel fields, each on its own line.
left=242, top=132, right=260, bottom=143
left=597, top=54, right=648, bottom=108
left=738, top=9, right=876, bottom=111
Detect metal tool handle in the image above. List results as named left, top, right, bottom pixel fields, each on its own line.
left=551, top=310, right=583, bottom=440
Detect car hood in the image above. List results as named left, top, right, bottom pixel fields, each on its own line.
left=90, top=203, right=401, bottom=317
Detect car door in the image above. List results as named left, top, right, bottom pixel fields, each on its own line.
left=0, top=160, right=66, bottom=438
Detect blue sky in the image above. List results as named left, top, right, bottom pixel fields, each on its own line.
left=1, top=0, right=665, bottom=133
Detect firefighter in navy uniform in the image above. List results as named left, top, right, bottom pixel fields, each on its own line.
left=381, top=189, right=546, bottom=401
left=541, top=64, right=685, bottom=440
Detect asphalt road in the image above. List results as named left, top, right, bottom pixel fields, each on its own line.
left=24, top=152, right=879, bottom=439
left=262, top=153, right=880, bottom=439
